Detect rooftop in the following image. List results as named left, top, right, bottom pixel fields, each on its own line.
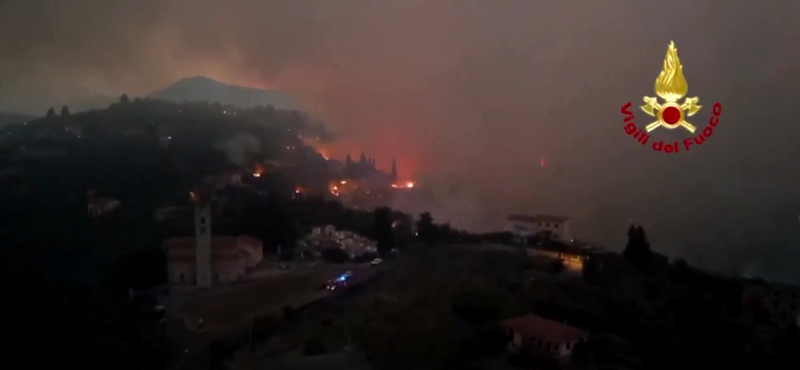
left=500, top=314, right=588, bottom=343
left=162, top=235, right=261, bottom=252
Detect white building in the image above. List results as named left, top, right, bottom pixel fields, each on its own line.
left=307, top=225, right=376, bottom=259
left=508, top=214, right=571, bottom=242
left=311, top=225, right=336, bottom=238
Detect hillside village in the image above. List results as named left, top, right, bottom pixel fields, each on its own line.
left=1, top=94, right=799, bottom=370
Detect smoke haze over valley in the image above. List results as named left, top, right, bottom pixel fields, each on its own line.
left=1, top=0, right=799, bottom=280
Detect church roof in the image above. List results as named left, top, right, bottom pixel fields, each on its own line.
left=500, top=314, right=588, bottom=343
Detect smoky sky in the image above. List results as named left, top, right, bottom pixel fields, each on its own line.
left=2, top=0, right=799, bottom=278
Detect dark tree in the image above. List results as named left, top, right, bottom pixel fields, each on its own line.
left=119, top=93, right=130, bottom=105
left=451, top=291, right=501, bottom=324
left=624, top=224, right=638, bottom=261
left=46, top=107, right=56, bottom=119
left=345, top=154, right=353, bottom=176
left=439, top=222, right=452, bottom=241
left=60, top=105, right=70, bottom=117
left=241, top=192, right=301, bottom=251
left=623, top=224, right=652, bottom=270
left=374, top=207, right=394, bottom=255
left=416, top=212, right=438, bottom=244
left=320, top=247, right=349, bottom=263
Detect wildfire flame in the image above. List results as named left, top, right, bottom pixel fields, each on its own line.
left=654, top=41, right=689, bottom=102
left=252, top=164, right=266, bottom=178
left=391, top=181, right=415, bottom=189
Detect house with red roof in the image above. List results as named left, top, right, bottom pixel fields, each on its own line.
left=499, top=314, right=589, bottom=363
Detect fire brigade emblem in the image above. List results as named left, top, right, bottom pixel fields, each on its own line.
left=641, top=41, right=702, bottom=134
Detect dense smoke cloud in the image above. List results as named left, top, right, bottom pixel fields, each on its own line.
left=1, top=0, right=799, bottom=278
left=214, top=133, right=261, bottom=166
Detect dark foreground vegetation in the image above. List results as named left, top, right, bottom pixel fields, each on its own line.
left=0, top=96, right=443, bottom=369
left=0, top=96, right=339, bottom=369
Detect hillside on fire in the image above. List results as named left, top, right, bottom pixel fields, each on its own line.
left=0, top=95, right=419, bottom=213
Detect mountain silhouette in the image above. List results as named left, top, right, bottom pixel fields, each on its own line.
left=12, top=77, right=298, bottom=115
left=147, top=76, right=297, bottom=110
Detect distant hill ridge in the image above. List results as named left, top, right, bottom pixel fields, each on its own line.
left=147, top=76, right=298, bottom=110
left=15, top=76, right=298, bottom=115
